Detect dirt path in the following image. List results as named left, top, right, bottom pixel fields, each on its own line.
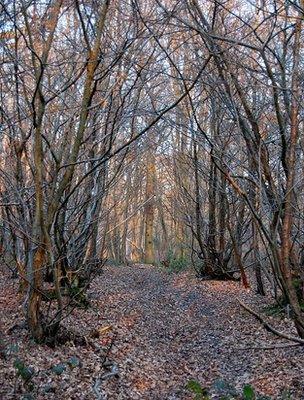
left=1, top=265, right=304, bottom=399
left=89, top=265, right=304, bottom=399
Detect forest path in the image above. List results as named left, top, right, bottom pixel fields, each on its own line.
left=1, top=265, right=303, bottom=399
left=89, top=265, right=304, bottom=399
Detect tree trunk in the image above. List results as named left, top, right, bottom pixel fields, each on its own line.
left=144, top=156, right=156, bottom=264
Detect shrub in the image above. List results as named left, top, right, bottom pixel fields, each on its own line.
left=163, top=249, right=189, bottom=273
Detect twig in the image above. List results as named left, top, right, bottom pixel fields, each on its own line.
left=101, top=363, right=119, bottom=381
left=92, top=332, right=118, bottom=399
left=92, top=378, right=103, bottom=400
left=237, top=298, right=304, bottom=345
left=235, top=343, right=301, bottom=350
left=100, top=332, right=117, bottom=367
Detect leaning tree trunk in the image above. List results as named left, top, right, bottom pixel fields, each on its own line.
left=279, top=19, right=304, bottom=338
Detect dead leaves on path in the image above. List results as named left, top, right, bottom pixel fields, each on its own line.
left=0, top=265, right=304, bottom=399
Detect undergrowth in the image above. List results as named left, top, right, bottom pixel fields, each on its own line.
left=160, top=249, right=189, bottom=273
left=186, top=379, right=292, bottom=400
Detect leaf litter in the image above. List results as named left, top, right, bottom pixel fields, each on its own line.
left=0, top=264, right=303, bottom=399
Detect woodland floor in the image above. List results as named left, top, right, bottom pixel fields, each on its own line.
left=0, top=264, right=304, bottom=400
